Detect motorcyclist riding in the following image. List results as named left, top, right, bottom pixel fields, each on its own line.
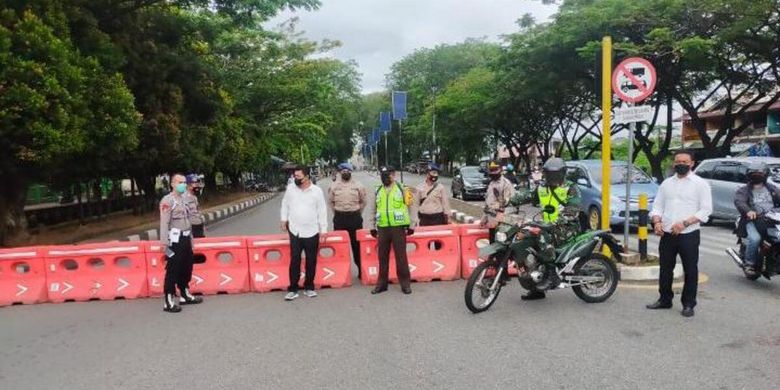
left=504, top=163, right=519, bottom=186
left=510, top=157, right=584, bottom=300
left=734, top=161, right=780, bottom=277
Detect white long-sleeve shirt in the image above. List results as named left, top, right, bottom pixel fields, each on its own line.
left=650, top=172, right=713, bottom=234
left=281, top=183, right=328, bottom=238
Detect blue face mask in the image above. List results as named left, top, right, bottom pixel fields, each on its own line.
left=175, top=183, right=187, bottom=194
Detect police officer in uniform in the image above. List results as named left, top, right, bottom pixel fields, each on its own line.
left=186, top=174, right=205, bottom=238
left=415, top=163, right=451, bottom=226
left=369, top=166, right=417, bottom=295
left=481, top=161, right=516, bottom=242
left=513, top=157, right=583, bottom=300
left=159, top=173, right=203, bottom=313
left=328, top=163, right=367, bottom=278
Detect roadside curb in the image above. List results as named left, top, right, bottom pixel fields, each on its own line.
left=619, top=262, right=682, bottom=281
left=124, top=192, right=279, bottom=241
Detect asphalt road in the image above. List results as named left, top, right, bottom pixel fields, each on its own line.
left=2, top=172, right=780, bottom=390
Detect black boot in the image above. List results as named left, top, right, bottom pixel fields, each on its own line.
left=521, top=290, right=546, bottom=300
left=179, top=288, right=203, bottom=305
left=163, top=294, right=182, bottom=313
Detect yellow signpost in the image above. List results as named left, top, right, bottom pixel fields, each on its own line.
left=601, top=37, right=612, bottom=256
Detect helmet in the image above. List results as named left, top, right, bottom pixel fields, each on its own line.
left=506, top=163, right=514, bottom=172
left=746, top=161, right=769, bottom=183
left=427, top=163, right=441, bottom=172
left=337, top=162, right=353, bottom=172
left=542, top=158, right=566, bottom=186
left=185, top=174, right=201, bottom=184
left=487, top=161, right=501, bottom=174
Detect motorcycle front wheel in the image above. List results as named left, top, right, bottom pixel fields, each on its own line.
left=572, top=253, right=619, bottom=303
left=465, top=259, right=504, bottom=313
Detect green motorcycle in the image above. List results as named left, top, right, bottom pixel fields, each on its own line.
left=465, top=206, right=622, bottom=313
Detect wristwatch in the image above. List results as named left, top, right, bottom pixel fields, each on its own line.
left=682, top=220, right=691, bottom=227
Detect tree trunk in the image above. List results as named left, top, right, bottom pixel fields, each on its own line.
left=0, top=174, right=29, bottom=246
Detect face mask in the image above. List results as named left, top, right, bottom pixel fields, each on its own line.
left=341, top=172, right=351, bottom=181
left=429, top=175, right=438, bottom=182
left=193, top=187, right=202, bottom=196
left=175, top=183, right=187, bottom=194
left=674, top=164, right=691, bottom=175
left=489, top=174, right=501, bottom=181
left=294, top=178, right=304, bottom=186
left=750, top=175, right=765, bottom=185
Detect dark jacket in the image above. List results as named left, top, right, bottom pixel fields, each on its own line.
left=734, top=182, right=780, bottom=236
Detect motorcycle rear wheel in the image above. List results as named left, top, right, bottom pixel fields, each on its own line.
left=465, top=259, right=503, bottom=313
left=572, top=253, right=619, bottom=303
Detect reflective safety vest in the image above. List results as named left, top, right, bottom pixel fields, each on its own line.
left=375, top=184, right=412, bottom=227
left=538, top=186, right=570, bottom=223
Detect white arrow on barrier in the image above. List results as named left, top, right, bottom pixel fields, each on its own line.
left=322, top=267, right=335, bottom=280
left=408, top=264, right=417, bottom=273
left=254, top=272, right=264, bottom=282
left=62, top=282, right=73, bottom=295
left=16, top=284, right=28, bottom=297
left=117, top=278, right=130, bottom=291
left=266, top=271, right=279, bottom=284
left=193, top=275, right=204, bottom=285
left=433, top=261, right=445, bottom=273
left=151, top=277, right=161, bottom=287
left=94, top=282, right=102, bottom=290
left=220, top=273, right=232, bottom=286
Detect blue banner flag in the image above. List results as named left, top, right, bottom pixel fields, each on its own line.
left=379, top=112, right=391, bottom=132
left=392, top=91, right=407, bottom=120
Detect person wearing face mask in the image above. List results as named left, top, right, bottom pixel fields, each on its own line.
left=481, top=161, right=516, bottom=242
left=328, top=162, right=367, bottom=278
left=280, top=165, right=328, bottom=301
left=159, top=173, right=202, bottom=313
left=734, top=162, right=780, bottom=277
left=648, top=150, right=712, bottom=318
left=415, top=163, right=451, bottom=226
left=368, top=166, right=418, bottom=295
left=185, top=174, right=205, bottom=238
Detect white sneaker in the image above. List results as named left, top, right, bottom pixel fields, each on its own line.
left=303, top=290, right=318, bottom=298
left=284, top=292, right=299, bottom=301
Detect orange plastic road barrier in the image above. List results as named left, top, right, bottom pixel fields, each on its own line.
left=357, top=225, right=461, bottom=285
left=246, top=231, right=353, bottom=293
left=459, top=224, right=518, bottom=278
left=146, top=237, right=250, bottom=296
left=0, top=246, right=48, bottom=307
left=45, top=242, right=148, bottom=303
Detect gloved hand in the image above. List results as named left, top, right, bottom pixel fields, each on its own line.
left=406, top=228, right=415, bottom=236
left=370, top=229, right=378, bottom=238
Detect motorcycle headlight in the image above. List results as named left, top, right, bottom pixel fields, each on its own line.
left=495, top=232, right=508, bottom=243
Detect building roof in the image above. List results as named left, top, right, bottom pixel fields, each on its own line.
left=677, top=88, right=780, bottom=122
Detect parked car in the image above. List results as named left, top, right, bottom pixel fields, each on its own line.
left=452, top=166, right=488, bottom=200
left=694, top=157, right=780, bottom=222
left=566, top=160, right=660, bottom=230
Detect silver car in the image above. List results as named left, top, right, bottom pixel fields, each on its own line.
left=694, top=157, right=780, bottom=221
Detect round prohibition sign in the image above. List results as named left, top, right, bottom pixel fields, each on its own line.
left=612, top=57, right=657, bottom=103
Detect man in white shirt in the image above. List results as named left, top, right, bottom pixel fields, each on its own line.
left=647, top=150, right=713, bottom=318
left=280, top=166, right=328, bottom=301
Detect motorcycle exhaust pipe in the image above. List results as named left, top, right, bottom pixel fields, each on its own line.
left=725, top=247, right=744, bottom=268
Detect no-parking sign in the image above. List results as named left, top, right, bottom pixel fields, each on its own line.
left=612, top=57, right=657, bottom=103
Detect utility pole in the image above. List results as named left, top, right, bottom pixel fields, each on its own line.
left=432, top=86, right=437, bottom=163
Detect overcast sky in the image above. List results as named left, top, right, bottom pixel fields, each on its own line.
left=267, top=0, right=559, bottom=93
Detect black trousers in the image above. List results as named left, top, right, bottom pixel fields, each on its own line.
left=192, top=223, right=205, bottom=238
left=164, top=234, right=194, bottom=295
left=376, top=226, right=411, bottom=289
left=288, top=233, right=319, bottom=292
left=658, top=230, right=700, bottom=308
left=333, top=211, right=363, bottom=277
left=419, top=212, right=446, bottom=226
